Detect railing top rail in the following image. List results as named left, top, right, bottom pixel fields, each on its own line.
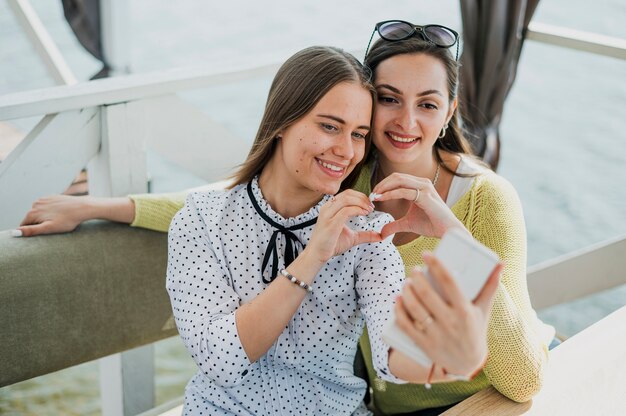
left=528, top=234, right=626, bottom=310
left=527, top=22, right=626, bottom=61
left=0, top=60, right=282, bottom=121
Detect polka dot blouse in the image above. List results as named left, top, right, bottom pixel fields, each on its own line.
left=166, top=177, right=405, bottom=415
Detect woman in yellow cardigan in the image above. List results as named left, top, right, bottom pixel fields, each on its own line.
left=17, top=22, right=553, bottom=415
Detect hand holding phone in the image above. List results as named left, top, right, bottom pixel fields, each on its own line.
left=383, top=228, right=500, bottom=368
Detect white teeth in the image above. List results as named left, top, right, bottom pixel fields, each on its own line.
left=317, top=160, right=344, bottom=172
left=389, top=133, right=418, bottom=143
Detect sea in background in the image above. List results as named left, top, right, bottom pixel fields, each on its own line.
left=1, top=0, right=625, bottom=414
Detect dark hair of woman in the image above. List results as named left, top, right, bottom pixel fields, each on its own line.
left=365, top=36, right=482, bottom=176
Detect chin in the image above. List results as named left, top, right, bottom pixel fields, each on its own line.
left=312, top=179, right=342, bottom=195
left=322, top=183, right=342, bottom=195
left=384, top=148, right=423, bottom=164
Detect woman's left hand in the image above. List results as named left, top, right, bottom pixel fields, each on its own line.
left=372, top=172, right=465, bottom=239
left=305, top=190, right=382, bottom=265
left=395, top=253, right=502, bottom=377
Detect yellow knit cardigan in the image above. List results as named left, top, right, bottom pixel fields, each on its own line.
left=129, top=167, right=550, bottom=414
left=355, top=163, right=550, bottom=413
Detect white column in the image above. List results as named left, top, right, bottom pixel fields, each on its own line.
left=90, top=100, right=151, bottom=416
left=99, top=345, right=155, bottom=416
left=88, top=101, right=148, bottom=197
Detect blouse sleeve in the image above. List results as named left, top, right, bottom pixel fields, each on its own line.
left=472, top=175, right=548, bottom=402
left=354, top=213, right=406, bottom=384
left=166, top=193, right=252, bottom=388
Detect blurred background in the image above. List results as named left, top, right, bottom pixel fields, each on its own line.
left=1, top=0, right=625, bottom=414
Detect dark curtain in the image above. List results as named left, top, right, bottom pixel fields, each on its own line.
left=61, top=0, right=110, bottom=79
left=459, top=0, right=540, bottom=169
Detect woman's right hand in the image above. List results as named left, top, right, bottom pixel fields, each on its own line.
left=17, top=195, right=136, bottom=237
left=305, top=190, right=382, bottom=265
left=394, top=253, right=501, bottom=378
left=18, top=195, right=91, bottom=236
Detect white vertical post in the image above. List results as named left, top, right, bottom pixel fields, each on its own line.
left=88, top=101, right=148, bottom=197
left=99, top=345, right=155, bottom=416
left=90, top=99, right=151, bottom=415
left=100, top=0, right=132, bottom=75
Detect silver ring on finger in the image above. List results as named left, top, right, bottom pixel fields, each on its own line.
left=413, top=187, right=421, bottom=203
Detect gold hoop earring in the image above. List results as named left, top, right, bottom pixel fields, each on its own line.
left=438, top=124, right=448, bottom=139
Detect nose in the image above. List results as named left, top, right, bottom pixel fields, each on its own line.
left=396, top=105, right=418, bottom=131
left=332, top=132, right=355, bottom=161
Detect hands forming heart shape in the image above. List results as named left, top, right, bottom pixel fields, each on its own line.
left=307, top=173, right=468, bottom=265
left=369, top=172, right=467, bottom=240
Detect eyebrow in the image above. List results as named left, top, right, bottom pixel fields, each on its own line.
left=317, top=114, right=370, bottom=131
left=376, top=83, right=444, bottom=98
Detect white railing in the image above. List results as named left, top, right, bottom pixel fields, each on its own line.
left=527, top=22, right=626, bottom=60
left=0, top=60, right=285, bottom=231
left=528, top=235, right=626, bottom=310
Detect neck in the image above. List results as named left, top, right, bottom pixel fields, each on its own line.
left=376, top=151, right=439, bottom=182
left=258, top=162, right=323, bottom=219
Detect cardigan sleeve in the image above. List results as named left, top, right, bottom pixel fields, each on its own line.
left=471, top=174, right=548, bottom=402
left=129, top=191, right=189, bottom=232
left=166, top=193, right=252, bottom=388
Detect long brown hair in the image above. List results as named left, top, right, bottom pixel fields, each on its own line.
left=229, top=46, right=375, bottom=190
left=364, top=36, right=481, bottom=176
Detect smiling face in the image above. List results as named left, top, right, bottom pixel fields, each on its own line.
left=372, top=53, right=456, bottom=168
left=270, top=81, right=373, bottom=196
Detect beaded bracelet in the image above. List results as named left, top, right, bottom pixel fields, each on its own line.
left=280, top=269, right=313, bottom=293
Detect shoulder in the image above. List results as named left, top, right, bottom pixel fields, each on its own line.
left=171, top=184, right=246, bottom=230
left=469, top=171, right=526, bottom=239
left=473, top=170, right=521, bottom=207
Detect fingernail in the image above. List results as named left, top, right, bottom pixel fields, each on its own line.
left=11, top=229, right=23, bottom=237
left=369, top=202, right=375, bottom=210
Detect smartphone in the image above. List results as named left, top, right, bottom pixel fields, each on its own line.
left=382, top=228, right=500, bottom=367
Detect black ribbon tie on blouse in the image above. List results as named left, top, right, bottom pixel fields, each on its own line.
left=247, top=181, right=318, bottom=283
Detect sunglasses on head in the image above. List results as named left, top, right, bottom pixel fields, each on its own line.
left=365, top=20, right=460, bottom=60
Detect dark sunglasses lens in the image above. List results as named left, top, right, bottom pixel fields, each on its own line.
left=424, top=26, right=457, bottom=46
left=379, top=21, right=414, bottom=40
